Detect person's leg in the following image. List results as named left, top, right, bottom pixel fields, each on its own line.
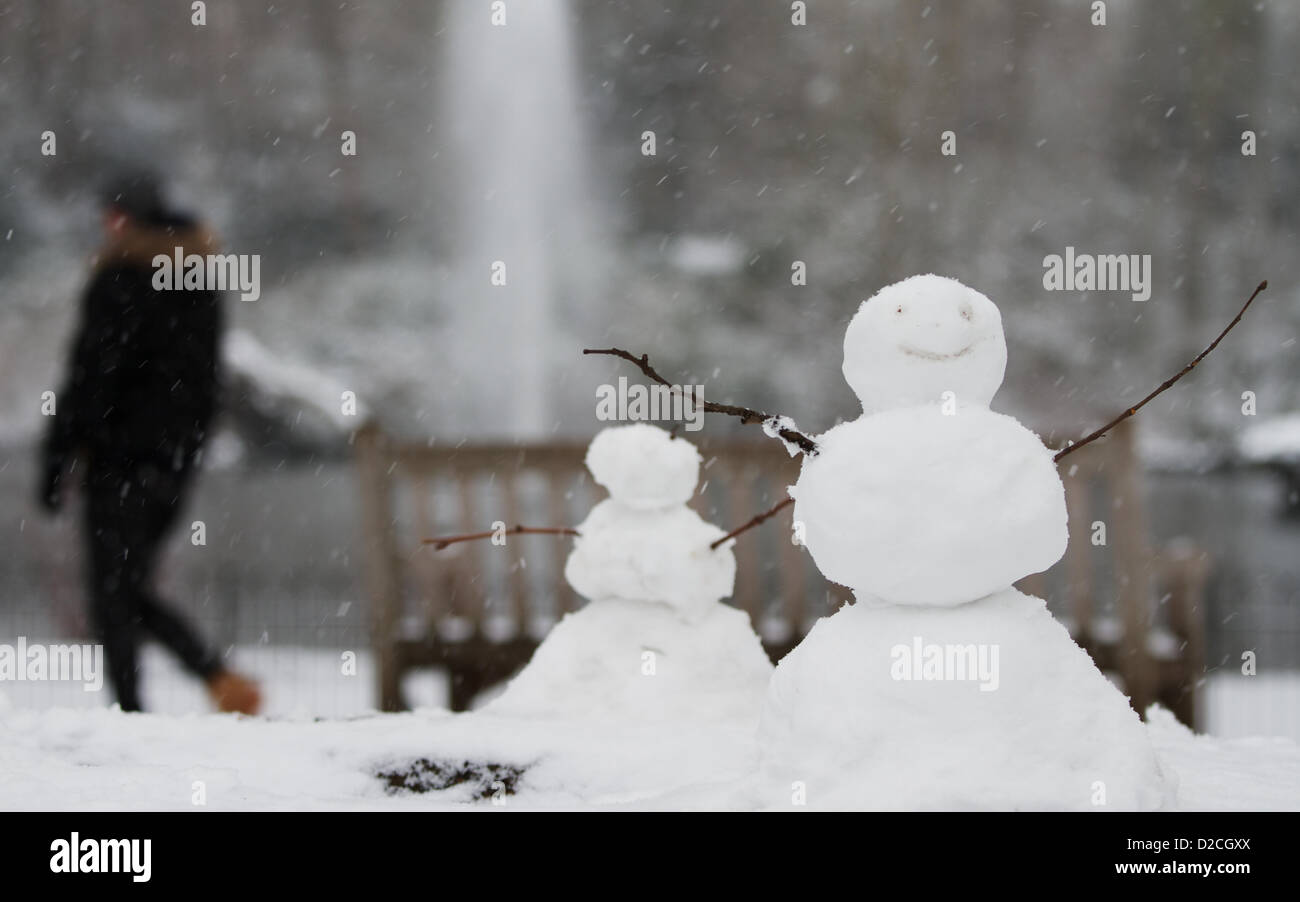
left=135, top=590, right=222, bottom=680
left=127, top=460, right=221, bottom=679
left=130, top=458, right=261, bottom=714
left=83, top=465, right=146, bottom=712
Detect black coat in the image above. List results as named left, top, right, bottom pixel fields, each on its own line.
left=40, top=217, right=223, bottom=496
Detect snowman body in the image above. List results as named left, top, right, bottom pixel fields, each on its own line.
left=489, top=424, right=773, bottom=726
left=793, top=405, right=1066, bottom=606
left=759, top=588, right=1172, bottom=810
left=760, top=274, right=1174, bottom=809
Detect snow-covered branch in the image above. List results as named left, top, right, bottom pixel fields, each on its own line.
left=1054, top=280, right=1268, bottom=462
left=709, top=496, right=794, bottom=550
left=583, top=347, right=819, bottom=455
left=422, top=525, right=580, bottom=550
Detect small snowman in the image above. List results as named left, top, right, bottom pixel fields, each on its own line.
left=757, top=274, right=1175, bottom=810
left=488, top=423, right=773, bottom=726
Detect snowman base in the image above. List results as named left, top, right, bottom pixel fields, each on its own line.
left=756, top=588, right=1177, bottom=810
left=487, top=598, right=774, bottom=727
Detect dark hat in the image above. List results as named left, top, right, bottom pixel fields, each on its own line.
left=100, top=169, right=168, bottom=223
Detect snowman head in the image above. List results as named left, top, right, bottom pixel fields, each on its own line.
left=585, top=424, right=700, bottom=510
left=842, top=274, right=1007, bottom=414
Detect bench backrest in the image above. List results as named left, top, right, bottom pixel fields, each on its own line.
left=356, top=425, right=849, bottom=651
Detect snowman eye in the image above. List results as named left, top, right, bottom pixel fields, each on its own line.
left=895, top=305, right=903, bottom=314
left=958, top=302, right=973, bottom=321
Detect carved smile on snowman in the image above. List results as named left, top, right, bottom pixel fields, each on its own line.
left=896, top=329, right=990, bottom=362
left=898, top=342, right=975, bottom=362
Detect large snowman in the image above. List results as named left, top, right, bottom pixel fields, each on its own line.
left=757, top=274, right=1175, bottom=810
left=488, top=424, right=773, bottom=726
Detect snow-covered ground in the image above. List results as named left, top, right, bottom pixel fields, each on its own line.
left=0, top=645, right=445, bottom=720
left=1, top=644, right=1298, bottom=810
left=0, top=645, right=758, bottom=810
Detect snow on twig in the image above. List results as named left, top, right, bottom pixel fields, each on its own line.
left=583, top=347, right=819, bottom=455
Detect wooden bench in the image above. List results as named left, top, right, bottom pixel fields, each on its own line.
left=356, top=418, right=1207, bottom=726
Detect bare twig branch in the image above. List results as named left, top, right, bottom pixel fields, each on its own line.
left=1054, top=280, right=1268, bottom=463
left=710, top=496, right=795, bottom=550
left=422, top=525, right=579, bottom=550
left=583, top=347, right=819, bottom=455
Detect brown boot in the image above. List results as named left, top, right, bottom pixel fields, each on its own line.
left=205, top=670, right=262, bottom=715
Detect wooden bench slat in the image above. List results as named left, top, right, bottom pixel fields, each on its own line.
left=547, top=476, right=576, bottom=616
left=1063, top=467, right=1094, bottom=639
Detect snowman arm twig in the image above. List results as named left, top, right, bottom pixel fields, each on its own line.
left=421, top=525, right=580, bottom=550
left=1053, top=279, right=1268, bottom=463
left=710, top=496, right=795, bottom=550
left=583, top=347, right=819, bottom=455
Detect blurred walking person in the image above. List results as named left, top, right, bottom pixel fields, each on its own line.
left=37, top=170, right=261, bottom=715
